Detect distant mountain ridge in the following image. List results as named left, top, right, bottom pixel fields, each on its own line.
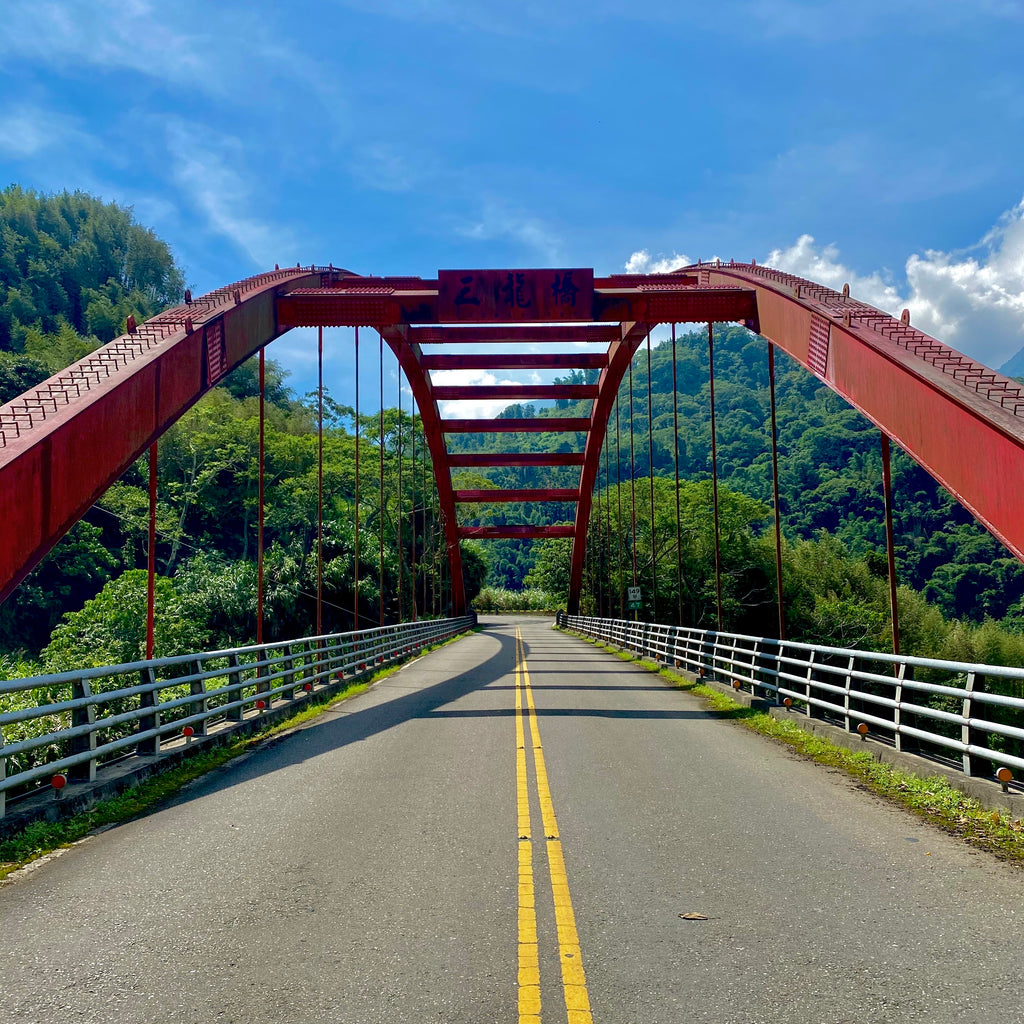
left=999, top=345, right=1024, bottom=379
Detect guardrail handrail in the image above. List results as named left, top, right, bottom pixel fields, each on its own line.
left=562, top=614, right=1024, bottom=787
left=0, top=616, right=474, bottom=817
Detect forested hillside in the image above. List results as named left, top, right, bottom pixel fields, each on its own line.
left=0, top=186, right=184, bottom=398
left=0, top=188, right=476, bottom=672
left=462, top=326, right=1024, bottom=628
left=2, top=186, right=1023, bottom=673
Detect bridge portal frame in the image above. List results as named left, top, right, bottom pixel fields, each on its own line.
left=2, top=262, right=1024, bottom=622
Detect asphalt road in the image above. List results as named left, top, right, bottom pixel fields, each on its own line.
left=2, top=617, right=1022, bottom=1023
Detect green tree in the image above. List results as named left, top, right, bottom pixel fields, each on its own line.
left=43, top=570, right=208, bottom=672
left=0, top=351, right=50, bottom=403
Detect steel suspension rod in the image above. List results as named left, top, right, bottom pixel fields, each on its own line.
left=317, top=326, right=324, bottom=637
left=646, top=329, right=657, bottom=621
left=881, top=432, right=901, bottom=656
left=671, top=323, right=683, bottom=627
left=146, top=440, right=157, bottom=659
left=768, top=342, right=785, bottom=640
left=354, top=327, right=360, bottom=632
left=615, top=393, right=624, bottom=617
left=257, top=348, right=265, bottom=644
left=708, top=322, right=723, bottom=630
left=629, top=358, right=638, bottom=599
left=379, top=333, right=385, bottom=628
left=397, top=363, right=403, bottom=622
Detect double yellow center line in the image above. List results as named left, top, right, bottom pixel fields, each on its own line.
left=515, top=626, right=594, bottom=1024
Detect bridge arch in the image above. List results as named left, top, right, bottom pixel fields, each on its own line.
left=1, top=262, right=1022, bottom=620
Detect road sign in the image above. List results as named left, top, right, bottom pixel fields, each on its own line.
left=627, top=600, right=642, bottom=610
left=627, top=586, right=641, bottom=602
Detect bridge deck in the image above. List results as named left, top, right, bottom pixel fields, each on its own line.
left=3, top=619, right=1022, bottom=1022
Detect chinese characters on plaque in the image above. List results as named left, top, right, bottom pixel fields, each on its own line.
left=438, top=268, right=594, bottom=321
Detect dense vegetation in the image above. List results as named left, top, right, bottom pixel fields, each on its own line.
left=457, top=325, right=1024, bottom=666
left=0, top=188, right=477, bottom=676
left=0, top=186, right=184, bottom=391
left=0, top=377, right=483, bottom=673
left=1, top=186, right=1023, bottom=678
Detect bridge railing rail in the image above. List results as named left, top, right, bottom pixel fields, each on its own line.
left=0, top=616, right=474, bottom=817
left=563, top=614, right=1024, bottom=785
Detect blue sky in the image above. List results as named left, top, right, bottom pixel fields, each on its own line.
left=2, top=0, right=1024, bottom=413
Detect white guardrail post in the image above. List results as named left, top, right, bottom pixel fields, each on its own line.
left=138, top=666, right=160, bottom=754
left=191, top=658, right=209, bottom=735
left=68, top=677, right=97, bottom=783
left=226, top=654, right=245, bottom=722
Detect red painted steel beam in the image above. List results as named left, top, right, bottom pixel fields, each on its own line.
left=688, top=262, right=1024, bottom=567
left=0, top=267, right=327, bottom=603
left=458, top=525, right=575, bottom=539
left=411, top=326, right=618, bottom=344
left=447, top=452, right=585, bottom=467
left=594, top=273, right=696, bottom=287
left=454, top=488, right=579, bottom=503
left=279, top=279, right=755, bottom=327
left=442, top=418, right=590, bottom=433
left=566, top=321, right=652, bottom=614
left=380, top=330, right=466, bottom=615
left=433, top=384, right=597, bottom=401
left=278, top=290, right=438, bottom=328
left=592, top=288, right=757, bottom=326
left=422, top=353, right=608, bottom=371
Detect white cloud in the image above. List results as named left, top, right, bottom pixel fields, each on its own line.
left=458, top=200, right=561, bottom=262
left=432, top=368, right=538, bottom=418
left=0, top=0, right=337, bottom=112
left=0, top=105, right=93, bottom=158
left=0, top=0, right=205, bottom=87
left=166, top=121, right=295, bottom=269
left=765, top=234, right=905, bottom=312
left=767, top=198, right=1024, bottom=369
left=624, top=249, right=692, bottom=275
left=629, top=196, right=1024, bottom=370
left=351, top=143, right=422, bottom=193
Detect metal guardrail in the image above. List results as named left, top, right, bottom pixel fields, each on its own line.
left=562, top=614, right=1024, bottom=786
left=0, top=616, right=474, bottom=817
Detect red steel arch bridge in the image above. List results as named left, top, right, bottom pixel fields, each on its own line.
left=2, top=261, right=1023, bottom=625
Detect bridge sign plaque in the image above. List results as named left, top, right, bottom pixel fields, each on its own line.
left=438, top=268, right=594, bottom=321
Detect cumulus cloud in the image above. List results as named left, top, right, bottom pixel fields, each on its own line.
left=624, top=249, right=692, bottom=275
left=767, top=199, right=1024, bottom=370
left=432, top=368, right=540, bottom=418
left=765, top=234, right=905, bottom=313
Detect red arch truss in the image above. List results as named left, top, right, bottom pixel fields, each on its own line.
left=1, top=262, right=1023, bottom=617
